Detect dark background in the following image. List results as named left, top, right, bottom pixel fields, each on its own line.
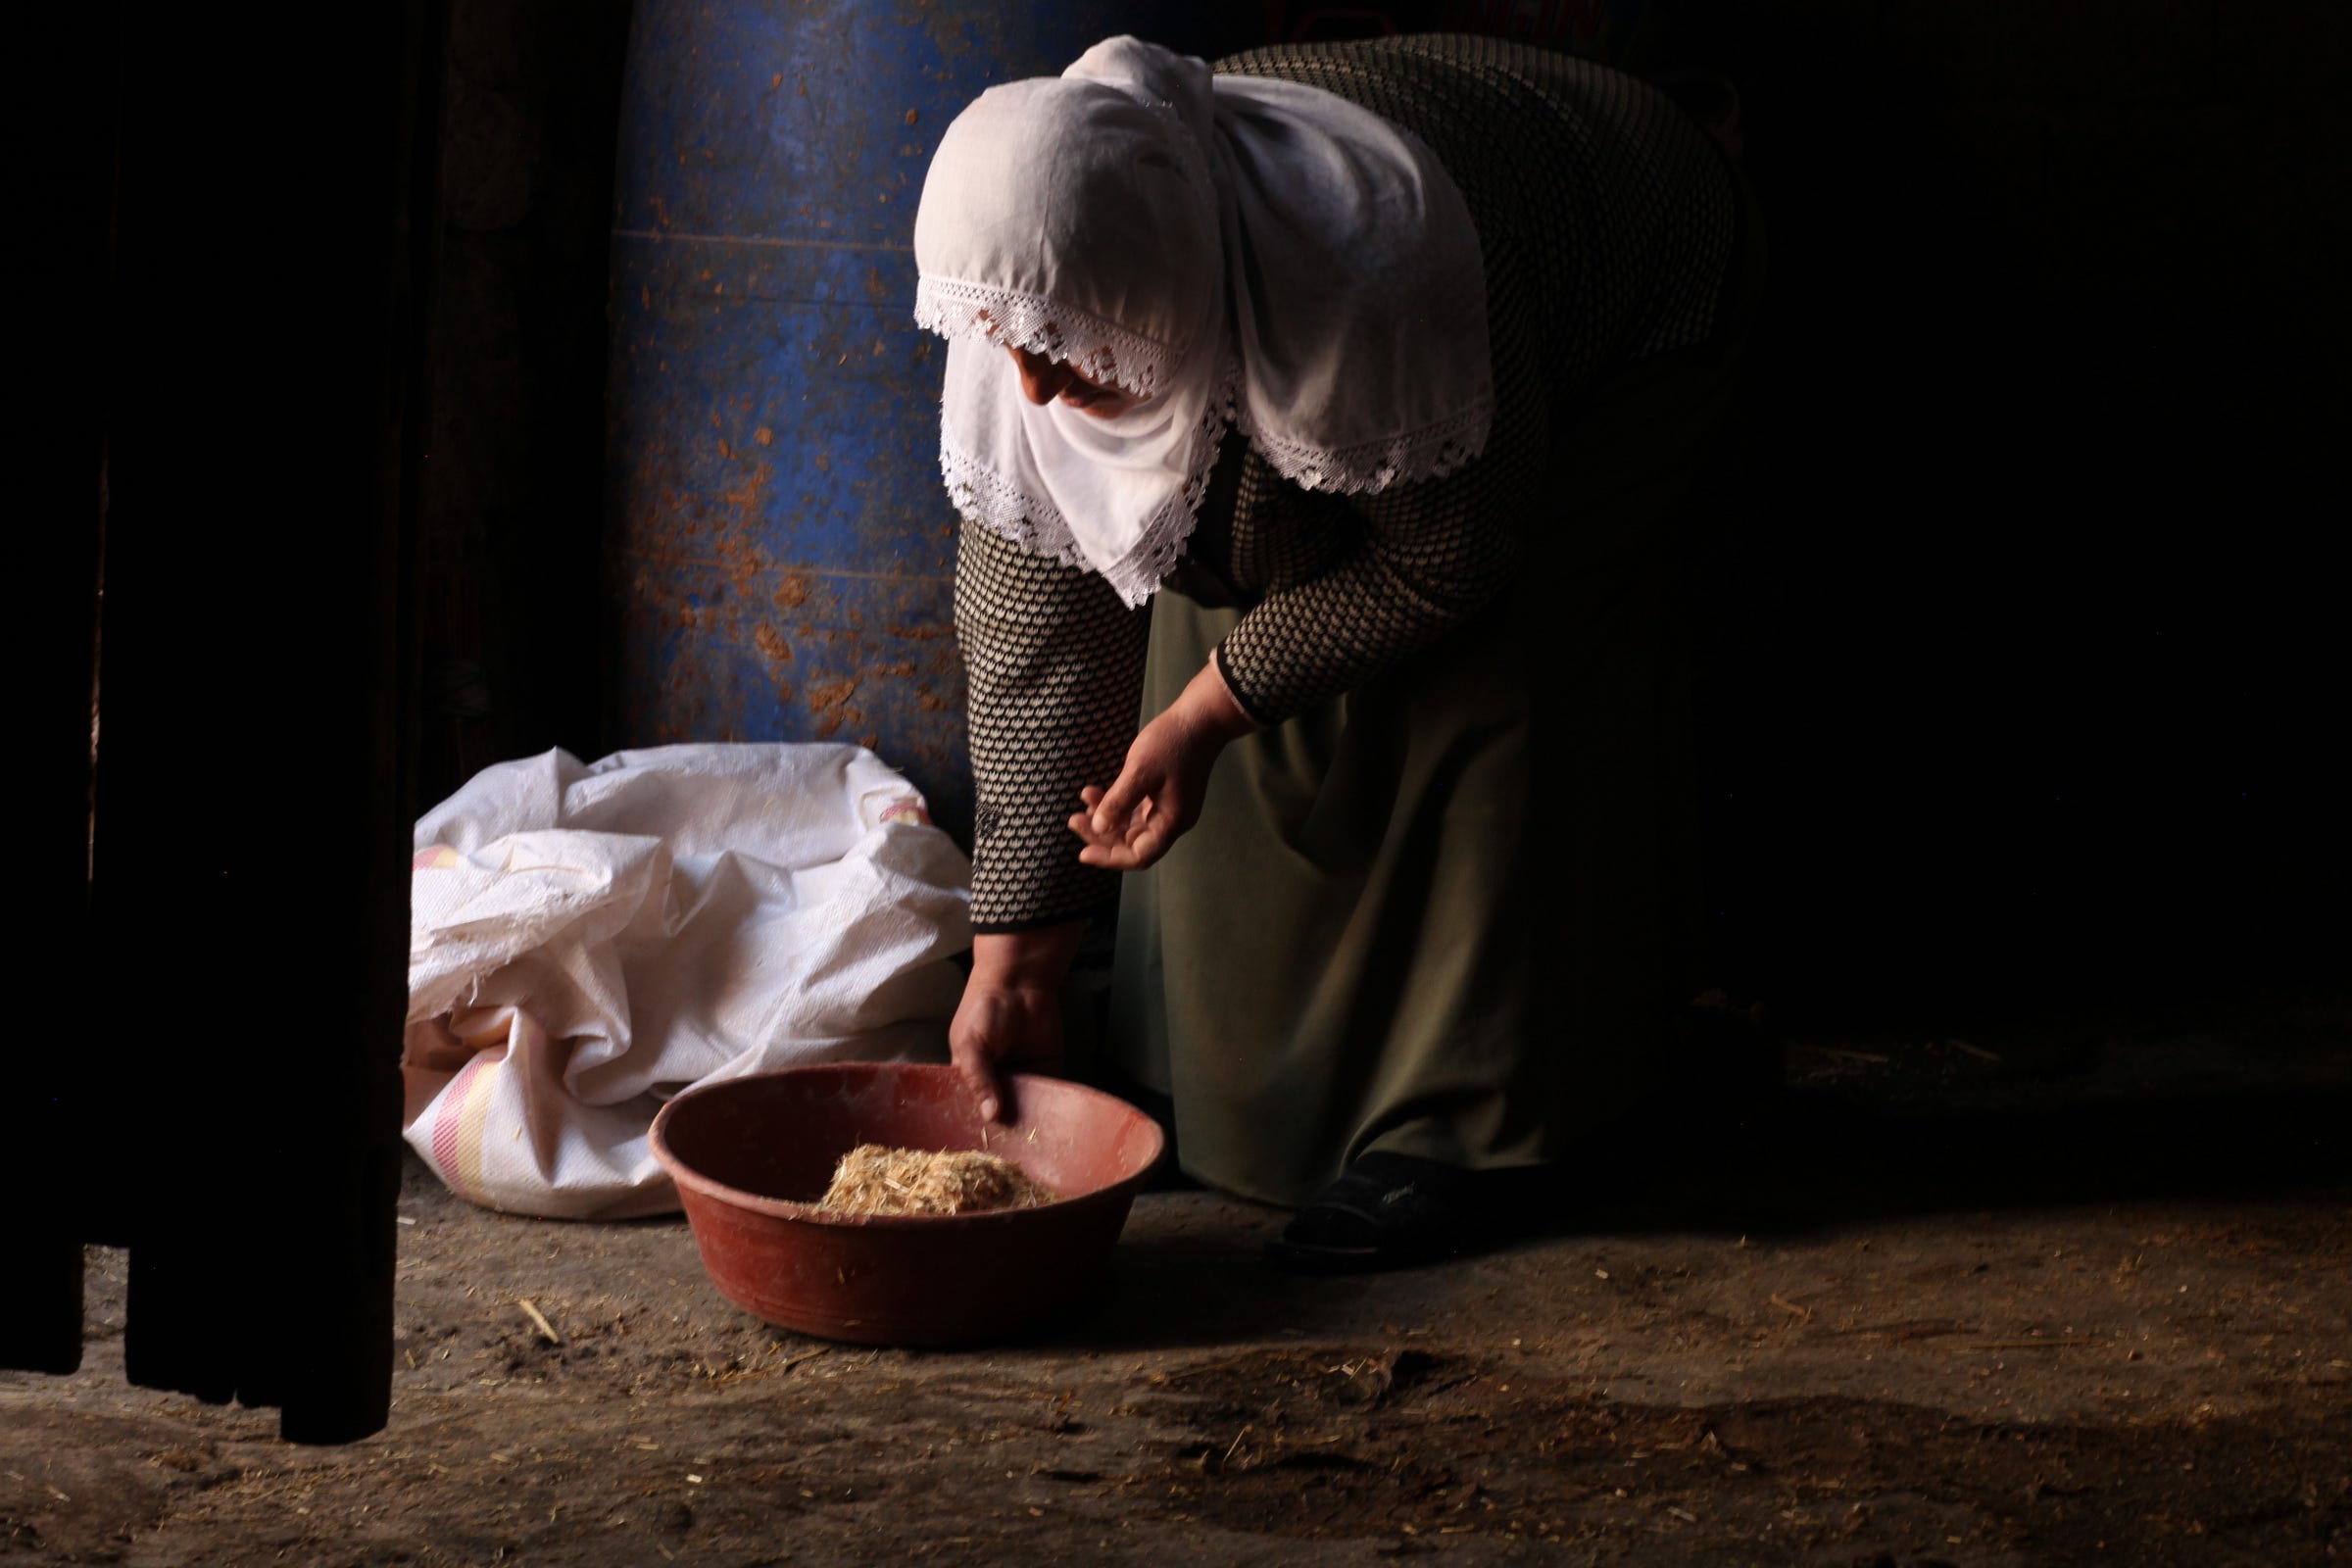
left=419, top=0, right=2346, bottom=1031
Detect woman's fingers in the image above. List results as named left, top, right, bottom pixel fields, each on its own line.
left=959, top=1058, right=1003, bottom=1125
left=1071, top=723, right=1195, bottom=868
left=951, top=982, right=1071, bottom=1124
left=1066, top=801, right=1131, bottom=846
left=1117, top=821, right=1174, bottom=870
left=1090, top=770, right=1149, bottom=838
left=1072, top=770, right=1157, bottom=844
left=948, top=1010, right=1004, bottom=1123
left=1080, top=796, right=1155, bottom=849
left=1073, top=800, right=1180, bottom=869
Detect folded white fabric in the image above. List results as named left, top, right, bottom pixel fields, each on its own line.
left=402, top=744, right=970, bottom=1219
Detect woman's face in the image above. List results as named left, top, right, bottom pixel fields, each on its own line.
left=1005, top=345, right=1140, bottom=419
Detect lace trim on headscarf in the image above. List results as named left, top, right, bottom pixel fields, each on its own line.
left=914, top=275, right=1182, bottom=401
left=1239, top=394, right=1496, bottom=494
left=942, top=359, right=1243, bottom=609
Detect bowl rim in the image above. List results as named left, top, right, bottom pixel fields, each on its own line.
left=648, top=1061, right=1168, bottom=1229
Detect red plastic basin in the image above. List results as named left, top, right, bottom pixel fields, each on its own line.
left=650, top=1062, right=1165, bottom=1346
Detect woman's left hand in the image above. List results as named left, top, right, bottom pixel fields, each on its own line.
left=1069, top=659, right=1260, bottom=871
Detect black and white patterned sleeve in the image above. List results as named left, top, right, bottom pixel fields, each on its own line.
left=955, top=518, right=1152, bottom=932
left=1201, top=31, right=1739, bottom=726
left=1211, top=340, right=1543, bottom=726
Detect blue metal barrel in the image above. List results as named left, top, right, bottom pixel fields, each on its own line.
left=608, top=2, right=1250, bottom=836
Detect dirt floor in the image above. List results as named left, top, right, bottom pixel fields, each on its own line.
left=7, top=990, right=2348, bottom=1566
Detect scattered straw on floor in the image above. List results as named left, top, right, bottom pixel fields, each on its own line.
left=816, top=1145, right=1059, bottom=1216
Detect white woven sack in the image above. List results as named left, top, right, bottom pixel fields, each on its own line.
left=401, top=744, right=970, bottom=1218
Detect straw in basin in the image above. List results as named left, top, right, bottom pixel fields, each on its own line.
left=815, top=1145, right=1059, bottom=1217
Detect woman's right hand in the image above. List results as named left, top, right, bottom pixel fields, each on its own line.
left=950, top=924, right=1086, bottom=1122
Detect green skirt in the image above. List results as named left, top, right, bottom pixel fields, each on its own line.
left=1108, top=293, right=1759, bottom=1208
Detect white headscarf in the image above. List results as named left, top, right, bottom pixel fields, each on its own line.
left=912, top=36, right=1494, bottom=608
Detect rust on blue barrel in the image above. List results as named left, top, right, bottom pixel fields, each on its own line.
left=608, top=1, right=1250, bottom=840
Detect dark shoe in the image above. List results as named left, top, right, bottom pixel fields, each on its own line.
left=1267, top=1152, right=1492, bottom=1274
